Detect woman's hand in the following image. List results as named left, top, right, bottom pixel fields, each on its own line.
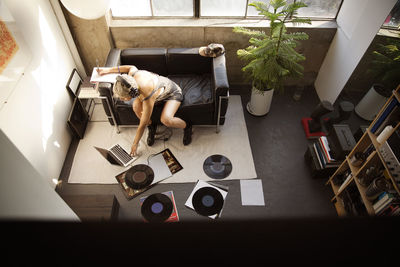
left=130, top=143, right=138, bottom=157
left=97, top=68, right=109, bottom=76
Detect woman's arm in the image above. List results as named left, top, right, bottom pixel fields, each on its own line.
left=97, top=65, right=138, bottom=76
left=130, top=99, right=154, bottom=156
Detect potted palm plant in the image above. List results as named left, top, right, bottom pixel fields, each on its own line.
left=355, top=38, right=400, bottom=120
left=234, top=0, right=311, bottom=116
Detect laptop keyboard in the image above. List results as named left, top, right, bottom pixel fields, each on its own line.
left=110, top=144, right=133, bottom=165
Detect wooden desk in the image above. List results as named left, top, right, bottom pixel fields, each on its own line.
left=62, top=194, right=119, bottom=221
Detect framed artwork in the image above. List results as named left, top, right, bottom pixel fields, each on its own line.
left=0, top=1, right=32, bottom=111
left=66, top=68, right=83, bottom=97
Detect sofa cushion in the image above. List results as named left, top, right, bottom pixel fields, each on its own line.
left=169, top=74, right=212, bottom=106
left=120, top=48, right=168, bottom=76
left=167, top=48, right=211, bottom=75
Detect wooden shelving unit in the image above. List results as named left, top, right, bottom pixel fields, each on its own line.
left=326, top=85, right=400, bottom=216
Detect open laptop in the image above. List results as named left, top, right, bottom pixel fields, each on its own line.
left=94, top=144, right=138, bottom=167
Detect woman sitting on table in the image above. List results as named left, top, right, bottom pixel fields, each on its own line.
left=97, top=65, right=192, bottom=156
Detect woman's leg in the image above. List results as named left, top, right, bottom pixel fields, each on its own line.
left=161, top=100, right=192, bottom=145
left=160, top=100, right=186, bottom=129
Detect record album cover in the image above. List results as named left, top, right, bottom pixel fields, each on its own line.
left=157, top=148, right=183, bottom=174
left=115, top=168, right=151, bottom=200
left=139, top=191, right=179, bottom=222
left=185, top=180, right=228, bottom=219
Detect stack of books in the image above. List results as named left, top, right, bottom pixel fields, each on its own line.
left=373, top=191, right=400, bottom=216
left=312, top=136, right=340, bottom=169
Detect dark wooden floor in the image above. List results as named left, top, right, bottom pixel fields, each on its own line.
left=57, top=85, right=369, bottom=221
left=13, top=86, right=399, bottom=265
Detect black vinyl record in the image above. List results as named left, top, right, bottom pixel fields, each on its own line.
left=125, top=164, right=154, bottom=190
left=203, top=154, right=232, bottom=179
left=192, top=187, right=224, bottom=216
left=141, top=193, right=173, bottom=222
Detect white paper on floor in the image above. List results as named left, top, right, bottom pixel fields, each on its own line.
left=240, top=179, right=265, bottom=206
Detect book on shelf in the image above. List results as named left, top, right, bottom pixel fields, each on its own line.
left=374, top=107, right=400, bottom=136
left=374, top=192, right=400, bottom=215
left=319, top=136, right=336, bottom=162
left=373, top=192, right=395, bottom=211
left=391, top=206, right=400, bottom=215
left=371, top=98, right=399, bottom=134
left=315, top=141, right=340, bottom=168
left=312, top=143, right=324, bottom=169
left=377, top=202, right=400, bottom=216
left=307, top=144, right=321, bottom=170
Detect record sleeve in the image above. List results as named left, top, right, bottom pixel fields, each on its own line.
left=140, top=193, right=173, bottom=223
left=125, top=164, right=154, bottom=190
left=185, top=180, right=228, bottom=219
left=115, top=167, right=152, bottom=200
left=140, top=191, right=179, bottom=222
left=156, top=148, right=183, bottom=174
left=192, top=187, right=224, bottom=216
left=116, top=149, right=177, bottom=200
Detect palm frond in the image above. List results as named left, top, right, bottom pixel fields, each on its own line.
left=290, top=17, right=312, bottom=26
left=233, top=0, right=310, bottom=92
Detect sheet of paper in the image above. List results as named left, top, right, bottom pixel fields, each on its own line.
left=240, top=179, right=265, bottom=206
left=90, top=67, right=119, bottom=83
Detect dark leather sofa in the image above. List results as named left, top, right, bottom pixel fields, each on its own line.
left=98, top=47, right=229, bottom=132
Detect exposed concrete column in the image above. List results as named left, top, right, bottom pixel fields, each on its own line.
left=59, top=4, right=113, bottom=77
left=314, top=0, right=396, bottom=103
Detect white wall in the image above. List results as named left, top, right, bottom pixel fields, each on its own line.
left=0, top=0, right=76, bottom=188
left=314, top=0, right=397, bottom=103
left=0, top=129, right=79, bottom=220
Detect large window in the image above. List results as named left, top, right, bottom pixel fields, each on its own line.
left=110, top=0, right=194, bottom=17
left=110, top=0, right=343, bottom=19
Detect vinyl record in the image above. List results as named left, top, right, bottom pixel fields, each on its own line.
left=125, top=164, right=154, bottom=190
left=192, top=187, right=224, bottom=216
left=203, top=154, right=232, bottom=179
left=141, top=193, right=173, bottom=222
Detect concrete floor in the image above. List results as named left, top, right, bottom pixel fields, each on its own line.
left=56, top=86, right=350, bottom=221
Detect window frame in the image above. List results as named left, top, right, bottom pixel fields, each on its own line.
left=110, top=0, right=344, bottom=21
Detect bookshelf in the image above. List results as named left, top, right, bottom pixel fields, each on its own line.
left=326, top=85, right=400, bottom=217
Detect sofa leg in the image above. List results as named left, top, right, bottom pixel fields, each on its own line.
left=216, top=94, right=229, bottom=133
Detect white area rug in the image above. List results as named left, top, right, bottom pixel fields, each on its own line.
left=67, top=95, right=257, bottom=184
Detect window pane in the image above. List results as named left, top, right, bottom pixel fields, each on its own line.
left=153, top=0, right=193, bottom=16
left=296, top=0, right=342, bottom=19
left=110, top=0, right=151, bottom=17
left=201, top=0, right=248, bottom=17
left=247, top=0, right=268, bottom=17
left=383, top=0, right=400, bottom=28
left=247, top=0, right=341, bottom=19
left=247, top=0, right=297, bottom=17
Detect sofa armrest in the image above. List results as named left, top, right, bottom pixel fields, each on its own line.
left=105, top=48, right=121, bottom=67
left=213, top=54, right=229, bottom=91
left=98, top=82, right=118, bottom=125
left=97, top=48, right=122, bottom=125
left=212, top=54, right=229, bottom=125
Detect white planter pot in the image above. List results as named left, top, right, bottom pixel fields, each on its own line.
left=246, top=87, right=274, bottom=116
left=355, top=84, right=390, bottom=121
